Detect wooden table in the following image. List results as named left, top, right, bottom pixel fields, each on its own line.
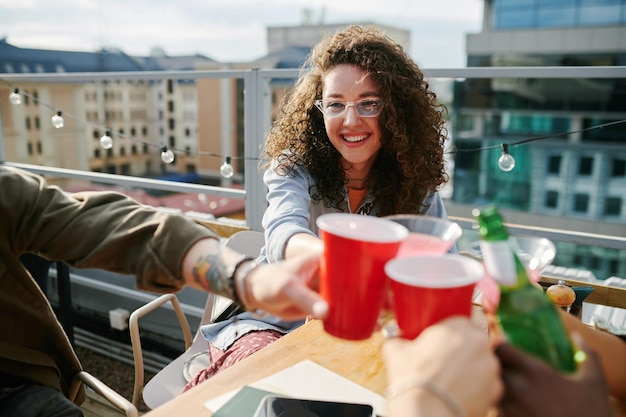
left=144, top=305, right=488, bottom=417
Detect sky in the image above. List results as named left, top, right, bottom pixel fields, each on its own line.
left=0, top=0, right=484, bottom=68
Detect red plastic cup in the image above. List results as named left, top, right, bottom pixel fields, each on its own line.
left=384, top=254, right=484, bottom=340
left=316, top=213, right=408, bottom=340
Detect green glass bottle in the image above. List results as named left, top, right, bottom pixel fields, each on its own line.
left=473, top=206, right=577, bottom=373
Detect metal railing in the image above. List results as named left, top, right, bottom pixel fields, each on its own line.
left=1, top=66, right=625, bottom=250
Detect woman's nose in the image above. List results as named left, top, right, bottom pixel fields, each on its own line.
left=342, top=104, right=362, bottom=127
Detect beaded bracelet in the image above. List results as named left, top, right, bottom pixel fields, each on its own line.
left=228, top=256, right=254, bottom=306
left=385, top=377, right=468, bottom=417
left=233, top=258, right=259, bottom=312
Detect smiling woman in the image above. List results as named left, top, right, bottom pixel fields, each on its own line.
left=179, top=24, right=456, bottom=391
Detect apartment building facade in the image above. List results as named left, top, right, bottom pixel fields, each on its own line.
left=450, top=0, right=626, bottom=278
left=0, top=40, right=237, bottom=183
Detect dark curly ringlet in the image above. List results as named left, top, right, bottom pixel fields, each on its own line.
left=261, top=24, right=449, bottom=216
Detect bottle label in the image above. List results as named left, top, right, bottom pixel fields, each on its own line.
left=480, top=240, right=517, bottom=286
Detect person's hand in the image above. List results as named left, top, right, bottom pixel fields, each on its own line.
left=496, top=333, right=612, bottom=417
left=246, top=251, right=329, bottom=321
left=383, top=317, right=502, bottom=417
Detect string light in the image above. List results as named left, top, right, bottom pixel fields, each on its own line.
left=9, top=88, right=21, bottom=105
left=51, top=111, right=64, bottom=128
left=100, top=129, right=113, bottom=149
left=160, top=146, right=175, bottom=164
left=220, top=156, right=234, bottom=178
left=498, top=143, right=516, bottom=172
left=3, top=79, right=625, bottom=177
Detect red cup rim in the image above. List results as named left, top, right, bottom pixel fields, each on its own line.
left=317, top=213, right=408, bottom=243
left=385, top=254, right=484, bottom=288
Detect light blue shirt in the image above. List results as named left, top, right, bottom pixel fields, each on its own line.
left=201, top=162, right=452, bottom=350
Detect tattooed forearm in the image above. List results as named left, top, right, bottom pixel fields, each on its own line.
left=191, top=253, right=235, bottom=299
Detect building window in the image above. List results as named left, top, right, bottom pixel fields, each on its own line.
left=578, top=156, right=593, bottom=176
left=120, top=147, right=126, bottom=156
left=611, top=158, right=625, bottom=177
left=544, top=190, right=559, bottom=208
left=35, top=117, right=40, bottom=130
left=573, top=193, right=589, bottom=213
left=142, top=126, right=148, bottom=136
left=579, top=4, right=622, bottom=25
left=547, top=155, right=561, bottom=175
left=169, top=136, right=176, bottom=147
left=94, top=149, right=101, bottom=158
left=591, top=256, right=600, bottom=269
left=27, top=142, right=33, bottom=155
left=25, top=118, right=31, bottom=130
left=185, top=128, right=191, bottom=137
left=36, top=141, right=42, bottom=154
left=131, top=145, right=137, bottom=155
left=609, top=259, right=619, bottom=276
left=169, top=119, right=175, bottom=130
left=168, top=101, right=175, bottom=112
left=604, top=197, right=622, bottom=216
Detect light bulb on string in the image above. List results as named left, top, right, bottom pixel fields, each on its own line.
left=161, top=146, right=175, bottom=164
left=220, top=156, right=234, bottom=178
left=51, top=111, right=64, bottom=129
left=498, top=143, right=516, bottom=172
left=9, top=88, right=21, bottom=105
left=100, top=129, right=113, bottom=149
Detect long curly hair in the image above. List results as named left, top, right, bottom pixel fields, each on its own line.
left=261, top=24, right=449, bottom=216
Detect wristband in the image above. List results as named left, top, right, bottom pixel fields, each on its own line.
left=233, top=258, right=258, bottom=311
left=385, top=377, right=467, bottom=417
left=228, top=256, right=254, bottom=306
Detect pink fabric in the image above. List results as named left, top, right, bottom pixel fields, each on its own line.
left=182, top=330, right=283, bottom=393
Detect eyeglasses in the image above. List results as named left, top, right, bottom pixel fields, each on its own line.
left=314, top=98, right=384, bottom=118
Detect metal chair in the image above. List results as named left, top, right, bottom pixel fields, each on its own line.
left=129, top=230, right=265, bottom=410
left=20, top=253, right=139, bottom=417
left=71, top=371, right=139, bottom=417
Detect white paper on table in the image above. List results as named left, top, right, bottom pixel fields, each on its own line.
left=204, top=359, right=387, bottom=416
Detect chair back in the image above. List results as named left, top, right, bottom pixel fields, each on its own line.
left=224, top=230, right=265, bottom=258
left=139, top=229, right=266, bottom=410
left=202, top=230, right=266, bottom=325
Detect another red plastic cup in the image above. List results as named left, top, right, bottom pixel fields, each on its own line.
left=384, top=254, right=484, bottom=340
left=317, top=213, right=408, bottom=340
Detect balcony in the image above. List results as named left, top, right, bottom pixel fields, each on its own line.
left=1, top=66, right=625, bottom=356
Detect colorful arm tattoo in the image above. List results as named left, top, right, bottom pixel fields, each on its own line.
left=191, top=253, right=235, bottom=300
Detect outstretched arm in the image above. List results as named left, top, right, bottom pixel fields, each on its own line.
left=182, top=239, right=328, bottom=321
